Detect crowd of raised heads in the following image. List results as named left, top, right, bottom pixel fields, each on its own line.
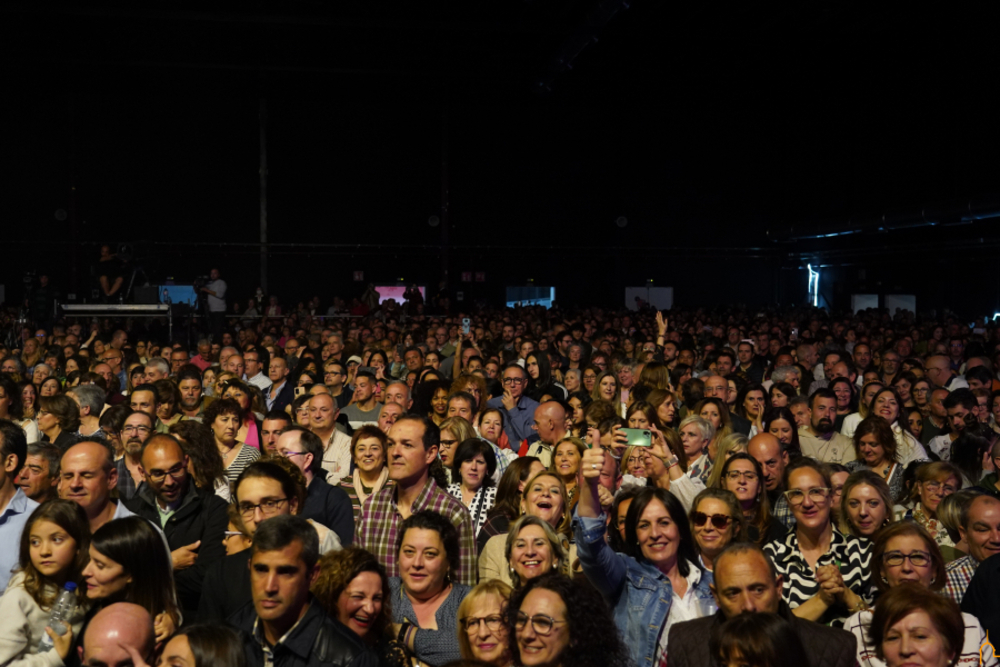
left=0, top=289, right=1000, bottom=667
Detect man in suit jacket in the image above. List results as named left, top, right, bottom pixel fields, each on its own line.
left=667, top=542, right=856, bottom=667
left=267, top=357, right=296, bottom=413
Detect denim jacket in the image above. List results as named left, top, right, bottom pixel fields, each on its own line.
left=574, top=513, right=715, bottom=667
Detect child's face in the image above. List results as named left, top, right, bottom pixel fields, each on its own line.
left=29, top=519, right=78, bottom=581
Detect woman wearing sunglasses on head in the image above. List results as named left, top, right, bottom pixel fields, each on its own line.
left=764, top=457, right=874, bottom=625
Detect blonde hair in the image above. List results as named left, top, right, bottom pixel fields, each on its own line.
left=521, top=471, right=572, bottom=538
left=504, top=515, right=570, bottom=587
left=706, top=433, right=749, bottom=488
left=457, top=580, right=513, bottom=660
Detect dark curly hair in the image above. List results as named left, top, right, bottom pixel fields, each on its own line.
left=203, top=397, right=245, bottom=428
left=507, top=573, right=630, bottom=667
left=312, top=546, right=393, bottom=642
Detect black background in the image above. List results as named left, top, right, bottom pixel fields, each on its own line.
left=4, top=2, right=1000, bottom=314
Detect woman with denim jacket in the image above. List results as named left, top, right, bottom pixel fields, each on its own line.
left=574, top=441, right=716, bottom=667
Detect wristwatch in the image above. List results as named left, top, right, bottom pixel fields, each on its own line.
left=662, top=454, right=680, bottom=469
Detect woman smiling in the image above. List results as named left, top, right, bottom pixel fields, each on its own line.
left=576, top=447, right=714, bottom=666
left=846, top=416, right=905, bottom=503
left=764, top=457, right=873, bottom=624
left=389, top=511, right=470, bottom=666
left=457, top=580, right=513, bottom=667
left=479, top=472, right=573, bottom=586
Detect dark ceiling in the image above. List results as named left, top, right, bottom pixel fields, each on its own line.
left=4, top=2, right=1000, bottom=265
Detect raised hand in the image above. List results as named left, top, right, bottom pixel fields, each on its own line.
left=581, top=447, right=607, bottom=481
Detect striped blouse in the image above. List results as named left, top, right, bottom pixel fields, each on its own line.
left=764, top=527, right=873, bottom=624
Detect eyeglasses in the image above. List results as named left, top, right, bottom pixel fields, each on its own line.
left=515, top=612, right=567, bottom=636
left=440, top=439, right=457, bottom=448
left=692, top=512, right=733, bottom=529
left=883, top=550, right=932, bottom=567
left=280, top=450, right=307, bottom=458
left=726, top=470, right=758, bottom=482
left=502, top=377, right=526, bottom=385
left=461, top=615, right=505, bottom=635
left=223, top=531, right=244, bottom=539
left=147, top=463, right=186, bottom=483
left=238, top=497, right=289, bottom=518
left=783, top=487, right=831, bottom=506
left=923, top=481, right=957, bottom=495
left=122, top=425, right=152, bottom=434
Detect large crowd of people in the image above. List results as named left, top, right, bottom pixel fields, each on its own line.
left=0, top=276, right=998, bottom=667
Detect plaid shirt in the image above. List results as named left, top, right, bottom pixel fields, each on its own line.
left=771, top=494, right=795, bottom=529
left=944, top=554, right=978, bottom=603
left=115, top=457, right=141, bottom=501
left=355, top=476, right=477, bottom=586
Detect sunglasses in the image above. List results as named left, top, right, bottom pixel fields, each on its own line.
left=691, top=511, right=732, bottom=529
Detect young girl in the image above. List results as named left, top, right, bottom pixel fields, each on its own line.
left=0, top=500, right=91, bottom=666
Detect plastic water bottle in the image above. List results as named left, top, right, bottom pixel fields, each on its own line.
left=37, top=582, right=77, bottom=651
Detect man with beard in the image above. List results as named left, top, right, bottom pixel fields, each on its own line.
left=115, top=410, right=154, bottom=501
left=797, top=388, right=856, bottom=465
left=125, top=434, right=228, bottom=618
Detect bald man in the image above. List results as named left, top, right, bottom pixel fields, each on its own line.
left=80, top=602, right=154, bottom=667
left=747, top=432, right=794, bottom=529
left=124, top=434, right=228, bottom=619
left=526, top=401, right=567, bottom=467
left=60, top=440, right=136, bottom=533
left=705, top=375, right=752, bottom=435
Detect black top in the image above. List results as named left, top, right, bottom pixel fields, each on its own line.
left=198, top=549, right=252, bottom=623
left=961, top=551, right=1000, bottom=645
left=231, top=597, right=379, bottom=667
left=302, top=475, right=356, bottom=546
left=125, top=480, right=229, bottom=618
left=667, top=601, right=857, bottom=667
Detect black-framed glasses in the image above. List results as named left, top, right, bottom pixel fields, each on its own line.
left=280, top=450, right=307, bottom=458
left=515, top=612, right=567, bottom=636
left=692, top=512, right=732, bottom=529
left=461, top=615, right=505, bottom=635
left=883, top=551, right=932, bottom=567
left=147, top=463, right=186, bottom=484
left=502, top=377, right=525, bottom=385
left=238, top=498, right=289, bottom=518
left=783, top=487, right=830, bottom=506
left=439, top=438, right=458, bottom=448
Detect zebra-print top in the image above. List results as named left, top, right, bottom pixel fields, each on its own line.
left=764, top=527, right=873, bottom=625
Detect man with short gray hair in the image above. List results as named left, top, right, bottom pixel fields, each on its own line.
left=68, top=385, right=107, bottom=439
left=144, top=357, right=170, bottom=384
left=16, top=441, right=60, bottom=503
